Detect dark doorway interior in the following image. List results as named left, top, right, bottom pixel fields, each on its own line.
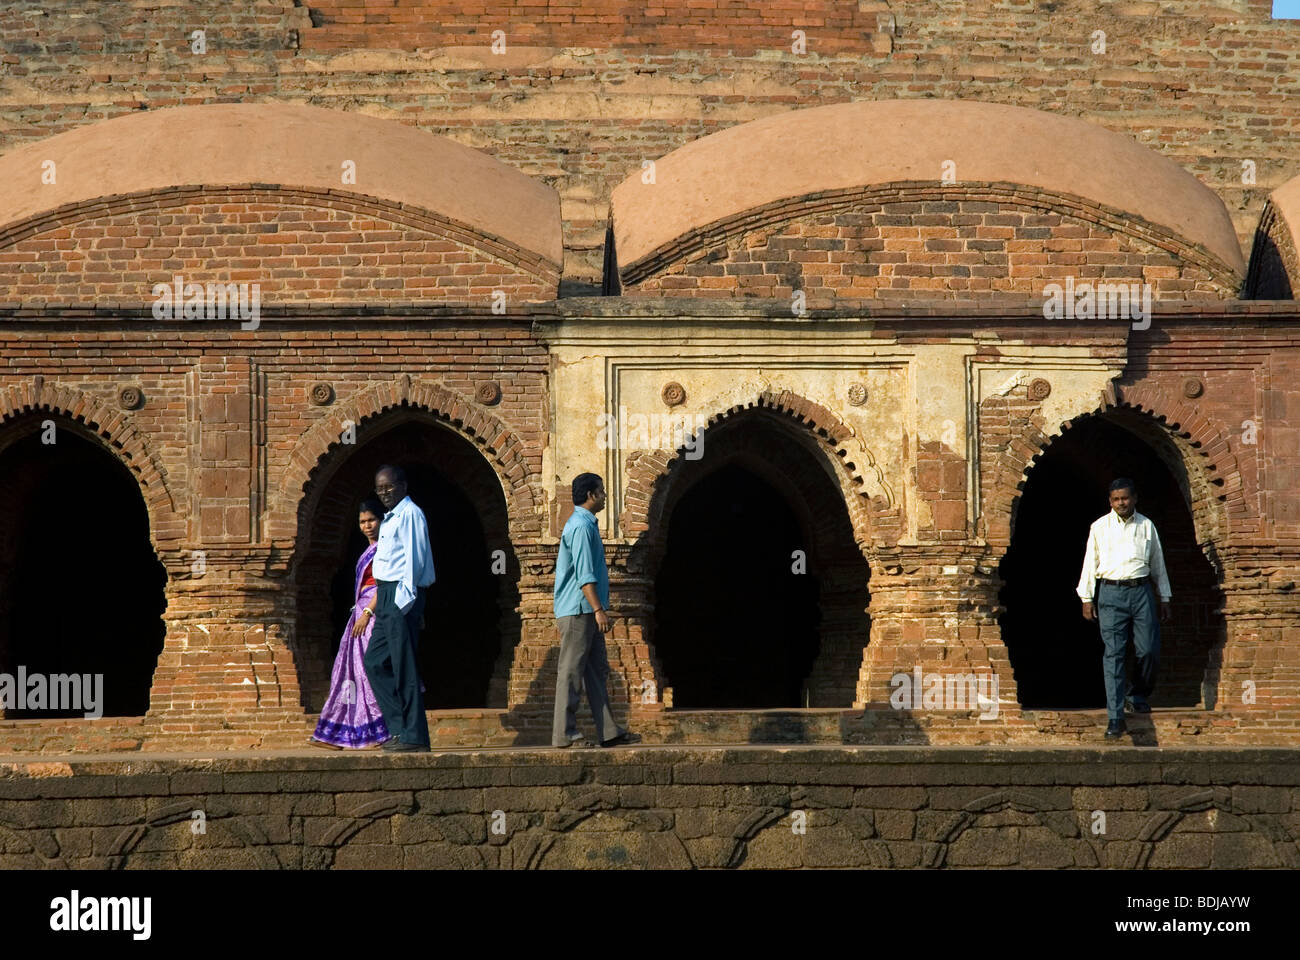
left=653, top=462, right=821, bottom=707
left=998, top=414, right=1220, bottom=709
left=299, top=418, right=515, bottom=711
left=0, top=425, right=167, bottom=717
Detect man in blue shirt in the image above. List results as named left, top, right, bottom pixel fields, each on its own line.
left=365, top=464, right=436, bottom=752
left=552, top=473, right=640, bottom=748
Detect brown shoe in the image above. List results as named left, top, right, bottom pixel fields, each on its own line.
left=307, top=737, right=342, bottom=751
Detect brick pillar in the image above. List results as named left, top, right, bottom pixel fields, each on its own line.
left=854, top=547, right=1016, bottom=714
left=504, top=543, right=663, bottom=729
left=146, top=555, right=307, bottom=748
left=1206, top=553, right=1300, bottom=732
left=485, top=543, right=532, bottom=709
left=139, top=358, right=306, bottom=747
left=504, top=543, right=559, bottom=712
left=804, top=557, right=872, bottom=707
left=607, top=543, right=662, bottom=714
left=0, top=555, right=9, bottom=720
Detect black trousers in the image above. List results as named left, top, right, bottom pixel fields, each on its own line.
left=363, top=580, right=429, bottom=747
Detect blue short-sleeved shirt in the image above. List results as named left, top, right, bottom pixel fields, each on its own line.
left=553, top=505, right=609, bottom=617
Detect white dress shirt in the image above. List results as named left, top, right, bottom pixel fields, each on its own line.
left=1076, top=509, right=1171, bottom=603
left=372, top=495, right=436, bottom=614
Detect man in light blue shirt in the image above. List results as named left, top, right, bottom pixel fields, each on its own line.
left=552, top=472, right=639, bottom=748
left=364, top=464, right=436, bottom=752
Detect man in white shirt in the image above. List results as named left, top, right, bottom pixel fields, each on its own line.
left=364, top=464, right=437, bottom=752
left=1077, top=477, right=1173, bottom=739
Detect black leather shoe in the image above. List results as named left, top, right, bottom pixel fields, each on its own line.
left=387, top=739, right=429, bottom=753
left=380, top=737, right=403, bottom=751
left=600, top=731, right=642, bottom=748
left=1104, top=720, right=1127, bottom=739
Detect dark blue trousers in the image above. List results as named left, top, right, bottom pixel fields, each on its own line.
left=1097, top=581, right=1160, bottom=721
left=364, top=580, right=429, bottom=747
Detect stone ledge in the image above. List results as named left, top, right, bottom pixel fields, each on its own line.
left=2, top=744, right=1298, bottom=777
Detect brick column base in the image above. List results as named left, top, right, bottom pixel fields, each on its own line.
left=855, top=548, right=1018, bottom=720
left=145, top=570, right=308, bottom=749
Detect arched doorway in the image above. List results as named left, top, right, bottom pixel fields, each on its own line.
left=998, top=411, right=1221, bottom=709
left=294, top=415, right=519, bottom=712
left=648, top=410, right=870, bottom=708
left=0, top=419, right=167, bottom=718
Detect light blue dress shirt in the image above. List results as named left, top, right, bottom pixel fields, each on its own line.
left=554, top=505, right=609, bottom=617
left=372, top=495, right=436, bottom=614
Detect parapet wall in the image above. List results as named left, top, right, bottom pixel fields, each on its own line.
left=0, top=747, right=1296, bottom=869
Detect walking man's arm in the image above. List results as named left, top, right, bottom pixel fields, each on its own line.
left=582, top=583, right=610, bottom=634
left=1149, top=523, right=1174, bottom=623
left=1078, top=523, right=1098, bottom=621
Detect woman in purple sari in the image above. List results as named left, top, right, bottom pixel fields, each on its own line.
left=309, top=499, right=392, bottom=749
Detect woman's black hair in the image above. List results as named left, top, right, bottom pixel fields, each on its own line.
left=358, top=497, right=386, bottom=520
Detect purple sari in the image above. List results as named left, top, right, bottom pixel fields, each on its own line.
left=312, top=542, right=390, bottom=747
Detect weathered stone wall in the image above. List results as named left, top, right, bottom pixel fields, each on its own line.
left=0, top=748, right=1296, bottom=869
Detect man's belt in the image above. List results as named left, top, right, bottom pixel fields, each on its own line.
left=1097, top=577, right=1148, bottom=587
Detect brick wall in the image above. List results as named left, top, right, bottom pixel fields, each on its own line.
left=299, top=0, right=900, bottom=53
left=1, top=1, right=1297, bottom=289
left=0, top=188, right=558, bottom=303
left=2, top=302, right=1299, bottom=749
left=620, top=196, right=1237, bottom=302
left=0, top=315, right=556, bottom=742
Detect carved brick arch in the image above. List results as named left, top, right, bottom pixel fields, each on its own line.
left=611, top=99, right=1245, bottom=296
left=1125, top=790, right=1300, bottom=869
left=984, top=382, right=1242, bottom=570
left=619, top=182, right=1240, bottom=297
left=273, top=375, right=542, bottom=553
left=0, top=818, right=64, bottom=869
left=1246, top=171, right=1300, bottom=298
left=620, top=388, right=895, bottom=557
left=0, top=379, right=180, bottom=541
left=0, top=102, right=563, bottom=302
left=1103, top=384, right=1245, bottom=550
left=925, top=790, right=1097, bottom=869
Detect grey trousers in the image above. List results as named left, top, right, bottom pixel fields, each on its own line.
left=552, top=613, right=621, bottom=746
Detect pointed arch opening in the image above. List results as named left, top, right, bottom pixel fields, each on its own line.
left=642, top=408, right=871, bottom=708
left=998, top=409, right=1224, bottom=710
left=292, top=412, right=520, bottom=713
left=0, top=416, right=167, bottom=718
